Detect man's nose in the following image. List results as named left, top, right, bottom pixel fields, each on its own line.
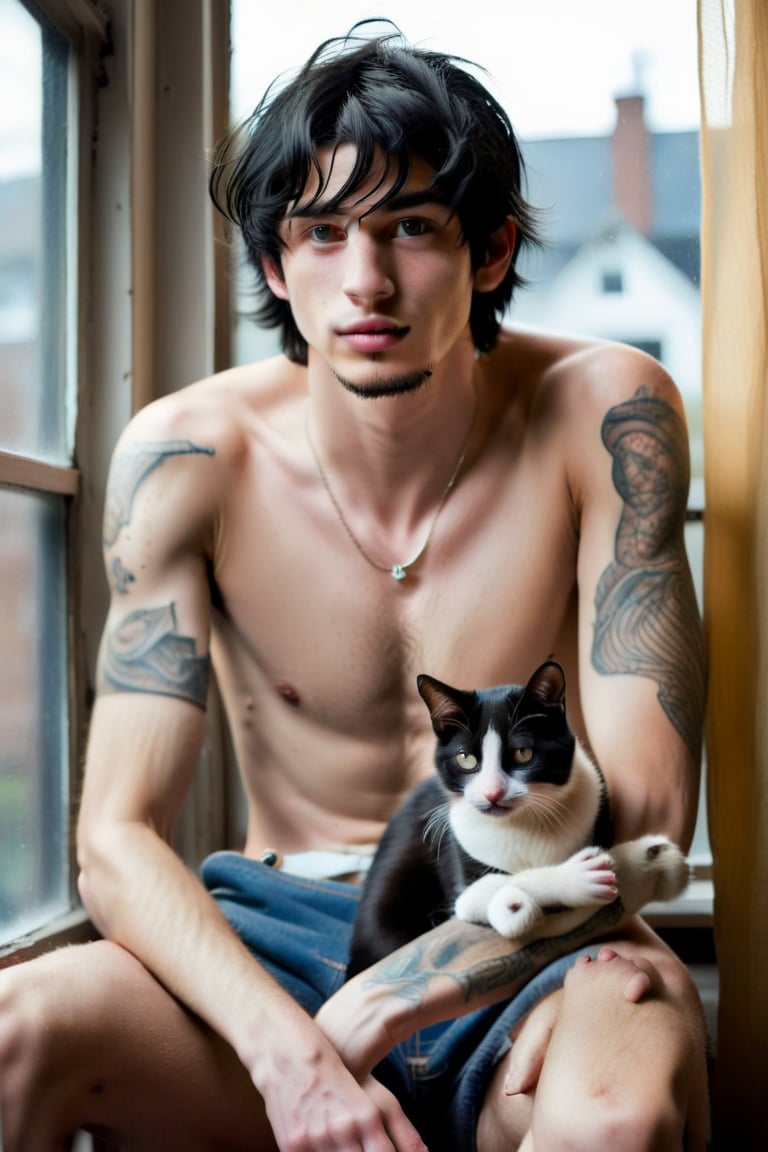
left=342, top=233, right=395, bottom=305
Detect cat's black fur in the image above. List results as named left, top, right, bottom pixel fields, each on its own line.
left=346, top=660, right=691, bottom=978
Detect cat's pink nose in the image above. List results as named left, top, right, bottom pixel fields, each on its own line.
left=484, top=786, right=506, bottom=804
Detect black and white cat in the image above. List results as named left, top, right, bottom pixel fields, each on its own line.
left=346, top=660, right=689, bottom=977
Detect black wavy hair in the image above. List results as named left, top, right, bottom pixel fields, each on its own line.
left=210, top=21, right=542, bottom=363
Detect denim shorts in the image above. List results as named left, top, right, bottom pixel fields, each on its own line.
left=201, top=850, right=598, bottom=1152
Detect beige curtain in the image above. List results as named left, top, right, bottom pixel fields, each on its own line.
left=699, top=0, right=768, bottom=1144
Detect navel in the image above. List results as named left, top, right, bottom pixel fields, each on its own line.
left=276, top=680, right=301, bottom=707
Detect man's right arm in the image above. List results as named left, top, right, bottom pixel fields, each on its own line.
left=77, top=397, right=426, bottom=1152
left=316, top=900, right=628, bottom=1080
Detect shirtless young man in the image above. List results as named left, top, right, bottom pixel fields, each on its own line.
left=0, top=25, right=708, bottom=1152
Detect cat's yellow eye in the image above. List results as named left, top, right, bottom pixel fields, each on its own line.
left=513, top=747, right=534, bottom=765
left=455, top=751, right=478, bottom=771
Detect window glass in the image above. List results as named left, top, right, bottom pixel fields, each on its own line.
left=0, top=488, right=69, bottom=942
left=0, top=0, right=71, bottom=463
left=602, top=270, right=624, bottom=294
left=0, top=0, right=76, bottom=946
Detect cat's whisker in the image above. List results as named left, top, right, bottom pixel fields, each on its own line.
left=526, top=792, right=572, bottom=834
left=423, top=802, right=452, bottom=856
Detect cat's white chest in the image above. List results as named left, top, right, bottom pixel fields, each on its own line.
left=449, top=801, right=564, bottom=872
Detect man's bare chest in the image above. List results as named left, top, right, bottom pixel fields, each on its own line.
left=212, top=461, right=579, bottom=740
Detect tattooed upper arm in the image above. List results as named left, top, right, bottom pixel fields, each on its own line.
left=99, top=602, right=210, bottom=710
left=590, top=385, right=705, bottom=760
left=103, top=439, right=215, bottom=551
left=98, top=434, right=217, bottom=708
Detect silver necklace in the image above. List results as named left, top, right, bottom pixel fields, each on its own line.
left=306, top=401, right=477, bottom=581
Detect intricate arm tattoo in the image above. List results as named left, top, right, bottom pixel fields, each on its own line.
left=100, top=602, right=210, bottom=709
left=111, top=556, right=136, bottom=595
left=103, top=439, right=215, bottom=549
left=592, top=386, right=705, bottom=758
left=361, top=901, right=623, bottom=1007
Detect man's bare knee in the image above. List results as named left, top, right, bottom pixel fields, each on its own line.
left=0, top=943, right=139, bottom=1149
left=531, top=1091, right=682, bottom=1152
left=0, top=958, right=65, bottom=1149
left=4, top=940, right=275, bottom=1151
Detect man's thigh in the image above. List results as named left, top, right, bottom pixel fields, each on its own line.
left=0, top=940, right=272, bottom=1151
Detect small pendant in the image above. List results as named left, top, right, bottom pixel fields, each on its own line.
left=391, top=564, right=407, bottom=581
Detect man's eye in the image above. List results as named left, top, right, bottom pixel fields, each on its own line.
left=309, top=224, right=341, bottom=243
left=395, top=218, right=429, bottom=238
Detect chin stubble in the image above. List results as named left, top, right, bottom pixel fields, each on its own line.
left=333, top=366, right=434, bottom=399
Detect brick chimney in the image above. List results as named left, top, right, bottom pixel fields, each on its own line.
left=612, top=93, right=653, bottom=235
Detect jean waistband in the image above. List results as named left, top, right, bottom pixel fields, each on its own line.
left=259, top=848, right=375, bottom=881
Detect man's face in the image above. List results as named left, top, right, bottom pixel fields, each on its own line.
left=265, top=145, right=478, bottom=396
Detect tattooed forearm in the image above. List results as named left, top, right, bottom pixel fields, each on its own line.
left=100, top=602, right=210, bottom=709
left=362, top=900, right=623, bottom=1007
left=103, top=440, right=215, bottom=548
left=592, top=387, right=705, bottom=759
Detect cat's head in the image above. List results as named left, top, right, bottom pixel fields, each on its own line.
left=416, top=661, right=576, bottom=817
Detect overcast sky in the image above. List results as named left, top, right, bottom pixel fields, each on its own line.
left=0, top=0, right=41, bottom=178
left=231, top=0, right=700, bottom=137
left=0, top=0, right=700, bottom=180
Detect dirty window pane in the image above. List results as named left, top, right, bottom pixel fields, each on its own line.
left=0, top=0, right=72, bottom=463
left=0, top=487, right=69, bottom=942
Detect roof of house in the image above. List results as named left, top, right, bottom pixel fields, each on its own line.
left=518, top=127, right=701, bottom=286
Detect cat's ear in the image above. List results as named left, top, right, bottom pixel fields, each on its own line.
left=525, top=661, right=567, bottom=710
left=417, top=674, right=470, bottom=735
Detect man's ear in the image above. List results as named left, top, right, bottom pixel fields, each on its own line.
left=263, top=256, right=290, bottom=301
left=473, top=218, right=517, bottom=293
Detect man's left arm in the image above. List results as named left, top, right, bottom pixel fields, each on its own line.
left=571, top=346, right=705, bottom=848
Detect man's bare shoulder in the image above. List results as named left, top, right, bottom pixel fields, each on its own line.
left=118, top=354, right=305, bottom=457
left=494, top=325, right=683, bottom=412
left=102, top=356, right=305, bottom=557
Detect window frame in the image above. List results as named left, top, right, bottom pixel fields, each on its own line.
left=601, top=268, right=624, bottom=293
left=0, top=0, right=105, bottom=962
left=1, top=0, right=235, bottom=966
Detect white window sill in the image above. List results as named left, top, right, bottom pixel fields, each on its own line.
left=644, top=876, right=714, bottom=928
left=0, top=908, right=96, bottom=968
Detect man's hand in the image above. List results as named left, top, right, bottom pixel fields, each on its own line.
left=253, top=1027, right=427, bottom=1152
left=502, top=946, right=658, bottom=1097
left=503, top=989, right=562, bottom=1097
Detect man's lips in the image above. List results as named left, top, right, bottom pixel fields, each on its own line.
left=337, top=319, right=409, bottom=353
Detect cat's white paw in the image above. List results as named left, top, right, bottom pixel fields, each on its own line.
left=454, top=889, right=487, bottom=925
left=611, top=835, right=690, bottom=911
left=556, top=846, right=618, bottom=905
left=454, top=873, right=508, bottom=925
left=487, top=883, right=539, bottom=937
